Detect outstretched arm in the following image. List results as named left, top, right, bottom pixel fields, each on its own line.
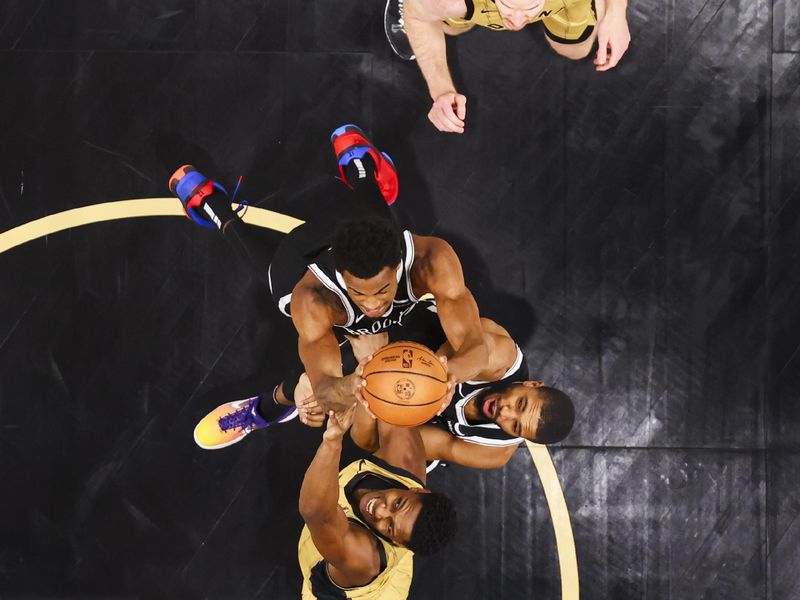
left=419, top=425, right=518, bottom=469
left=292, top=280, right=360, bottom=415
left=413, top=237, right=488, bottom=383
left=350, top=401, right=380, bottom=453
left=405, top=0, right=468, bottom=133
left=299, top=409, right=379, bottom=583
left=372, top=419, right=429, bottom=483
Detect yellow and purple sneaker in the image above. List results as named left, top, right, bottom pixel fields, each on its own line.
left=193, top=395, right=297, bottom=450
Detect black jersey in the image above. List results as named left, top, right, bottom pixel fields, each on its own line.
left=303, top=230, right=433, bottom=337
left=430, top=345, right=528, bottom=447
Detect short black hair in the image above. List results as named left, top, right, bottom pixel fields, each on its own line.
left=532, top=386, right=575, bottom=444
left=333, top=216, right=403, bottom=279
left=407, top=492, right=458, bottom=556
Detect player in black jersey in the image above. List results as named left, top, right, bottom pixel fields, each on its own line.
left=349, top=319, right=575, bottom=469
left=171, top=125, right=492, bottom=450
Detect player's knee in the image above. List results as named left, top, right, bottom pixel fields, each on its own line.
left=550, top=41, right=593, bottom=60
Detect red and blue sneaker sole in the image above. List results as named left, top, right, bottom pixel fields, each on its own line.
left=330, top=124, right=398, bottom=205
left=168, top=164, right=228, bottom=229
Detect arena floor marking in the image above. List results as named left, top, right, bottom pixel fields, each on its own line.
left=0, top=199, right=579, bottom=598
left=527, top=442, right=579, bottom=600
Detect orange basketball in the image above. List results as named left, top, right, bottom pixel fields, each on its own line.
left=361, top=341, right=448, bottom=427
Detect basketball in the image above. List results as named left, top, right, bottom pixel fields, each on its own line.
left=361, top=341, right=449, bottom=427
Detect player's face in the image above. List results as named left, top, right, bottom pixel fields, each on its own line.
left=358, top=488, right=428, bottom=547
left=480, top=381, right=545, bottom=439
left=494, top=0, right=543, bottom=30
left=342, top=265, right=401, bottom=319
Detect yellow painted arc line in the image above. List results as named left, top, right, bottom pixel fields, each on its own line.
left=0, top=198, right=305, bottom=254
left=527, top=441, right=580, bottom=600
left=0, top=199, right=579, bottom=600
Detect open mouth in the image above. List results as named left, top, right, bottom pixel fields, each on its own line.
left=482, top=394, right=499, bottom=419
left=366, top=497, right=378, bottom=516
left=362, top=305, right=388, bottom=318
left=361, top=494, right=379, bottom=518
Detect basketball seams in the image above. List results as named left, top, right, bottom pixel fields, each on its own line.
left=361, top=389, right=447, bottom=412
left=362, top=387, right=445, bottom=408
left=364, top=370, right=448, bottom=384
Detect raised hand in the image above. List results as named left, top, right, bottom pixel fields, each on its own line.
left=323, top=405, right=357, bottom=442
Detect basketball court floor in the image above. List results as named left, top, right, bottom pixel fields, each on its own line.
left=0, top=1, right=798, bottom=598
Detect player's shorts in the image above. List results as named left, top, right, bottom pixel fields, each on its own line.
left=268, top=217, right=333, bottom=317
left=444, top=0, right=597, bottom=44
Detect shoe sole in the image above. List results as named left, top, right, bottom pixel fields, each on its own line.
left=169, top=164, right=196, bottom=194
left=193, top=421, right=249, bottom=450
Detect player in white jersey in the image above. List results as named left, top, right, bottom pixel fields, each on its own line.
left=171, top=125, right=500, bottom=450
left=349, top=319, right=575, bottom=469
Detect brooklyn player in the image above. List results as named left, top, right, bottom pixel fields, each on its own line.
left=298, top=405, right=457, bottom=599
left=170, top=125, right=489, bottom=450
left=349, top=320, right=575, bottom=469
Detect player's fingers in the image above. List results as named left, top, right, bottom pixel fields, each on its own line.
left=453, top=94, right=467, bottom=122
left=606, top=41, right=627, bottom=69
left=357, top=397, right=376, bottom=419
left=297, top=394, right=318, bottom=408
left=595, top=33, right=609, bottom=65
left=454, top=95, right=467, bottom=120
left=435, top=99, right=464, bottom=131
left=303, top=410, right=325, bottom=427
left=441, top=106, right=465, bottom=132
left=430, top=108, right=454, bottom=133
left=595, top=42, right=618, bottom=71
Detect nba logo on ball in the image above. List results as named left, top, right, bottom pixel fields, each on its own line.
left=402, top=349, right=413, bottom=368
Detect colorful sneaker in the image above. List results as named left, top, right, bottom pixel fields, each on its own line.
left=384, top=0, right=415, bottom=60
left=168, top=164, right=231, bottom=230
left=331, top=124, right=399, bottom=205
left=193, top=395, right=297, bottom=450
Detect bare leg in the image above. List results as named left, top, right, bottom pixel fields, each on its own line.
left=545, top=0, right=605, bottom=60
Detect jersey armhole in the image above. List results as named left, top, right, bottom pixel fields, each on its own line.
left=323, top=519, right=388, bottom=590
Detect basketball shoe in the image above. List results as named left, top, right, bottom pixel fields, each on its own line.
left=194, top=394, right=297, bottom=450
left=331, top=124, right=399, bottom=205
left=168, top=164, right=237, bottom=230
